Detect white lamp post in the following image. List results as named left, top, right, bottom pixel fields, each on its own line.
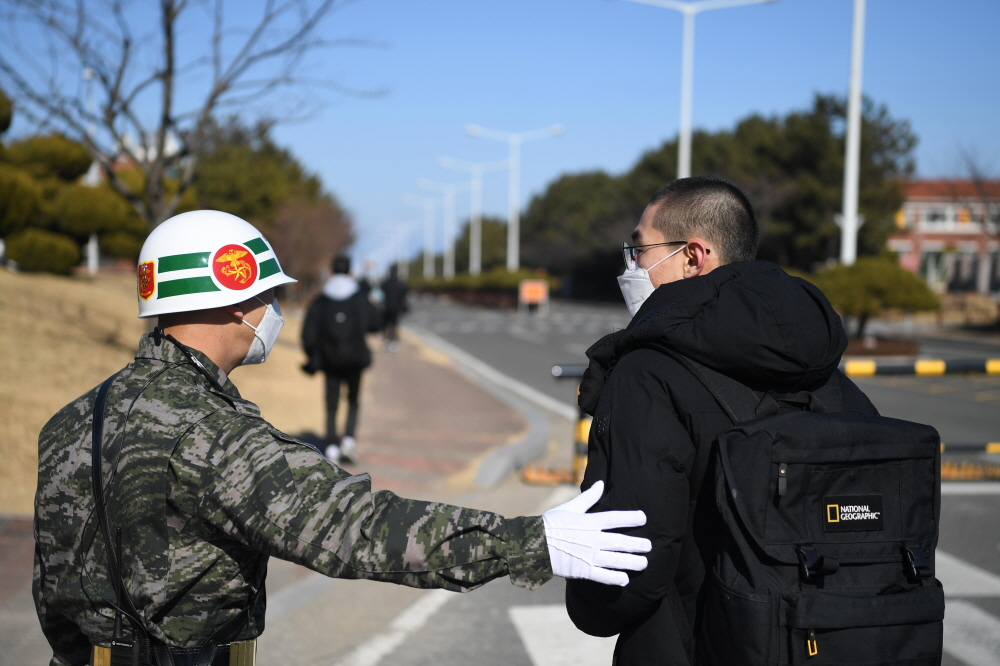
left=419, top=179, right=469, bottom=280
left=839, top=0, right=866, bottom=266
left=438, top=156, right=510, bottom=275
left=392, top=223, right=416, bottom=280
left=465, top=124, right=563, bottom=271
left=403, top=195, right=437, bottom=279
left=621, top=0, right=776, bottom=179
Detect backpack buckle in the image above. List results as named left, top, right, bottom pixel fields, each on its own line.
left=904, top=547, right=932, bottom=580
left=796, top=546, right=839, bottom=581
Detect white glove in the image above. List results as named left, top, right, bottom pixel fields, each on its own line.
left=542, top=480, right=651, bottom=586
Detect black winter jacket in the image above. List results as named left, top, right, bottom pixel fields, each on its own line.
left=301, top=291, right=380, bottom=372
left=564, top=261, right=877, bottom=665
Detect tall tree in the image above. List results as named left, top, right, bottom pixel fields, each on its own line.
left=521, top=93, right=916, bottom=296
left=0, top=0, right=364, bottom=229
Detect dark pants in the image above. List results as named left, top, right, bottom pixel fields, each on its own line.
left=383, top=311, right=400, bottom=343
left=325, top=368, right=362, bottom=444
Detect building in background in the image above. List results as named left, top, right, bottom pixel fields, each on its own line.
left=888, top=180, right=1000, bottom=295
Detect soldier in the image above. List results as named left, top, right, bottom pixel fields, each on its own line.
left=33, top=210, right=651, bottom=666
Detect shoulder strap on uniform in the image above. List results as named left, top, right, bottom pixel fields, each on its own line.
left=91, top=373, right=149, bottom=643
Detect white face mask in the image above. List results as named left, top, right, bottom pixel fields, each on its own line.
left=240, top=296, right=284, bottom=365
left=617, top=244, right=687, bottom=318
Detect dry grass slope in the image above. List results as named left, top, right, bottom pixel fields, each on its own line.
left=0, top=269, right=325, bottom=515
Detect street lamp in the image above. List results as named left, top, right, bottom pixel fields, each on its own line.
left=839, top=0, right=866, bottom=266
left=621, top=0, right=776, bottom=179
left=403, top=195, right=437, bottom=279
left=438, top=156, right=510, bottom=276
left=419, top=178, right=469, bottom=280
left=465, top=124, right=563, bottom=271
left=391, top=223, right=416, bottom=280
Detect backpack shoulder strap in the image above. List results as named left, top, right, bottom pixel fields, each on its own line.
left=666, top=352, right=759, bottom=424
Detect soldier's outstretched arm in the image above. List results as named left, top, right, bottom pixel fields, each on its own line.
left=186, top=414, right=648, bottom=592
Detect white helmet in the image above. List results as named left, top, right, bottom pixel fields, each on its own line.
left=136, top=210, right=296, bottom=318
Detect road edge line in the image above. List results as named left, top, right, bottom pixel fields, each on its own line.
left=404, top=325, right=576, bottom=488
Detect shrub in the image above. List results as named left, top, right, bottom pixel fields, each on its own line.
left=802, top=257, right=940, bottom=338
left=409, top=267, right=558, bottom=294
left=0, top=164, right=42, bottom=236
left=99, top=230, right=145, bottom=260
left=51, top=183, right=144, bottom=237
left=4, top=134, right=92, bottom=181
left=6, top=228, right=81, bottom=274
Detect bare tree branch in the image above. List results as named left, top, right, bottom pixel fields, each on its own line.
left=0, top=0, right=369, bottom=228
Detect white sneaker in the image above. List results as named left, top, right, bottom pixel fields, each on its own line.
left=339, top=436, right=357, bottom=463
left=324, top=444, right=341, bottom=461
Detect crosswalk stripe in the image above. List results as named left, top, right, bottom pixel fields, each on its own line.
left=937, top=550, right=1000, bottom=597
left=333, top=589, right=452, bottom=666
left=943, top=600, right=1000, bottom=666
left=509, top=605, right=616, bottom=666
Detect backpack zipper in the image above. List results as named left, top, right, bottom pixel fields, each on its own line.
left=806, top=629, right=818, bottom=657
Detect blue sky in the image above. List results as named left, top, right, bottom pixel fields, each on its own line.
left=263, top=0, right=1000, bottom=269
left=7, top=0, right=999, bottom=271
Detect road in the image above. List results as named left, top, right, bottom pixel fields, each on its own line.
left=399, top=295, right=1000, bottom=666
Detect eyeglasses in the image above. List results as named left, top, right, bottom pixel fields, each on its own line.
left=622, top=241, right=688, bottom=270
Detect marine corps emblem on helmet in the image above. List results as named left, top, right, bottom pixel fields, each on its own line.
left=138, top=261, right=156, bottom=301
left=213, top=244, right=258, bottom=290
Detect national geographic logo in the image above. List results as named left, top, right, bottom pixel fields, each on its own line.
left=823, top=495, right=884, bottom=532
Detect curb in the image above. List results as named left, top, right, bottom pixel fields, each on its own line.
left=403, top=325, right=575, bottom=488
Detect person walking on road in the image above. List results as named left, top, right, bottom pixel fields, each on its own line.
left=301, top=255, right=379, bottom=464
left=33, top=210, right=651, bottom=666
left=379, top=264, right=408, bottom=353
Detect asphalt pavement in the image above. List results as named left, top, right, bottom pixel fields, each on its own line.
left=406, top=294, right=1000, bottom=666
left=4, top=295, right=999, bottom=666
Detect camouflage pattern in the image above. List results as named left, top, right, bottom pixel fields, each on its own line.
left=33, top=334, right=550, bottom=665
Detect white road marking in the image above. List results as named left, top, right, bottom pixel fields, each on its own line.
left=333, top=589, right=453, bottom=666
left=509, top=605, right=616, bottom=666
left=407, top=326, right=577, bottom=420
left=331, top=488, right=577, bottom=666
left=944, top=600, right=1000, bottom=666
left=938, top=550, right=1000, bottom=597
left=942, top=482, right=1000, bottom=495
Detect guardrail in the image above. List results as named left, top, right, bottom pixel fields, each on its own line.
left=553, top=359, right=1000, bottom=380
left=842, top=359, right=1000, bottom=377
left=547, top=362, right=1000, bottom=484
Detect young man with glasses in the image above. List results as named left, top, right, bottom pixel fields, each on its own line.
left=564, top=177, right=876, bottom=664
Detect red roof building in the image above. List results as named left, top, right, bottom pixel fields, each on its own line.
left=887, top=180, right=1000, bottom=295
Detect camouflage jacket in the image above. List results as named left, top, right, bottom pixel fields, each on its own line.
left=33, top=334, right=551, bottom=666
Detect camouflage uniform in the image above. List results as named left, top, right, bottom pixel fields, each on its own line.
left=33, top=334, right=551, bottom=666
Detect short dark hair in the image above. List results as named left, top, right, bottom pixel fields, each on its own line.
left=648, top=176, right=758, bottom=264
left=332, top=255, right=351, bottom=274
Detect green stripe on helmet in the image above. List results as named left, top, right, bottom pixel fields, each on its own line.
left=159, top=252, right=210, bottom=273
left=158, top=276, right=221, bottom=298
left=258, top=258, right=280, bottom=279
left=244, top=237, right=269, bottom=254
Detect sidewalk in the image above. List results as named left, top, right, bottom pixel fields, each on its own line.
left=0, top=323, right=568, bottom=665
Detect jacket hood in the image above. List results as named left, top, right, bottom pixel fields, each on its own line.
left=322, top=274, right=359, bottom=300
left=587, top=261, right=847, bottom=395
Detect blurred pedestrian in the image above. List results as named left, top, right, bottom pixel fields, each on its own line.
left=301, top=255, right=380, bottom=463
left=33, top=210, right=652, bottom=666
left=380, top=263, right=409, bottom=352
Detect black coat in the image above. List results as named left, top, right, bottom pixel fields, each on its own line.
left=381, top=276, right=409, bottom=316
left=564, top=261, right=877, bottom=665
left=301, top=291, right=381, bottom=372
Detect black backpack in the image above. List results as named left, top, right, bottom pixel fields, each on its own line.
left=316, top=294, right=373, bottom=370
left=681, top=358, right=944, bottom=666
